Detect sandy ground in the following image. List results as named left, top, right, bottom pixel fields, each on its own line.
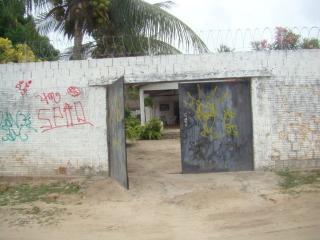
left=1, top=139, right=320, bottom=240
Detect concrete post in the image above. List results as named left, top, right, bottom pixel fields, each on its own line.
left=139, top=88, right=145, bottom=125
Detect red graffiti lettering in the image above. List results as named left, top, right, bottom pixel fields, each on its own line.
left=67, top=86, right=81, bottom=97
left=36, top=92, right=61, bottom=104
left=38, top=102, right=93, bottom=133
left=38, top=109, right=53, bottom=131
left=53, top=107, right=64, bottom=127
left=36, top=89, right=93, bottom=132
left=63, top=103, right=74, bottom=127
left=74, top=101, right=87, bottom=123
left=16, top=80, right=32, bottom=96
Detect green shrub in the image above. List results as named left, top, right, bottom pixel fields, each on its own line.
left=140, top=118, right=163, bottom=140
left=301, top=38, right=320, bottom=49
left=125, top=109, right=143, bottom=141
left=125, top=116, right=143, bottom=141
left=125, top=111, right=163, bottom=141
left=124, top=107, right=132, bottom=119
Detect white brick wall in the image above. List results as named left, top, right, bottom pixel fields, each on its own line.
left=0, top=61, right=108, bottom=176
left=0, top=50, right=319, bottom=175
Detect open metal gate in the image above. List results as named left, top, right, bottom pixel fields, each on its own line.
left=107, top=77, right=129, bottom=188
left=179, top=80, right=253, bottom=173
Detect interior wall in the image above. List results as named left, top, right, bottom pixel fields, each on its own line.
left=152, top=95, right=179, bottom=126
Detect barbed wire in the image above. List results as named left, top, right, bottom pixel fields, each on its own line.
left=197, top=26, right=320, bottom=52
left=8, top=26, right=320, bottom=61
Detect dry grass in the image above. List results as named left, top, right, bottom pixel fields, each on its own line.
left=276, top=169, right=320, bottom=189
left=0, top=181, right=81, bottom=206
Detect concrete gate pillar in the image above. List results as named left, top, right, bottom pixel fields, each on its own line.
left=139, top=88, right=145, bottom=125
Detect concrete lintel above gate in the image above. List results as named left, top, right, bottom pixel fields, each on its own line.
left=89, top=76, right=121, bottom=86
left=125, top=69, right=271, bottom=84
left=89, top=69, right=272, bottom=86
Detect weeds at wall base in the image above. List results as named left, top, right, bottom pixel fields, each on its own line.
left=0, top=182, right=81, bottom=206
left=276, top=169, right=320, bottom=190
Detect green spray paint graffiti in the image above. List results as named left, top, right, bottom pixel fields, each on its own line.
left=0, top=111, right=37, bottom=142
left=184, top=84, right=238, bottom=138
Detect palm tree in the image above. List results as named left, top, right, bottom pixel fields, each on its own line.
left=26, top=0, right=110, bottom=59
left=27, top=0, right=208, bottom=59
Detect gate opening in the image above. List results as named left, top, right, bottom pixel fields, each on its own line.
left=125, top=86, right=182, bottom=178
left=108, top=78, right=254, bottom=189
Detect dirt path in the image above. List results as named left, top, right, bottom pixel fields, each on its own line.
left=1, top=139, right=320, bottom=240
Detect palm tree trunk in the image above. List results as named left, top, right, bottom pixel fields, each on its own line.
left=73, top=20, right=83, bottom=60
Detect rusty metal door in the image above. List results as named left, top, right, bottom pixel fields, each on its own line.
left=179, top=80, right=253, bottom=173
left=107, top=77, right=129, bottom=189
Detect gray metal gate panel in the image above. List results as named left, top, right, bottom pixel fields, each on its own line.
left=107, top=77, right=129, bottom=189
left=179, top=81, right=253, bottom=173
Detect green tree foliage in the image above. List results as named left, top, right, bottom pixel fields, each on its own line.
left=35, top=0, right=111, bottom=59
left=92, top=0, right=207, bottom=57
left=0, top=0, right=59, bottom=61
left=0, top=38, right=16, bottom=63
left=252, top=27, right=320, bottom=51
left=0, top=38, right=36, bottom=63
left=126, top=85, right=139, bottom=100
left=28, top=0, right=208, bottom=59
left=272, top=27, right=300, bottom=50
left=144, top=97, right=154, bottom=107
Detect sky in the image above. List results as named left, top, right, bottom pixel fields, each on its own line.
left=148, top=0, right=320, bottom=31
left=144, top=0, right=320, bottom=51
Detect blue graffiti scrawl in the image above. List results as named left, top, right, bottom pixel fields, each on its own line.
left=0, top=111, right=37, bottom=142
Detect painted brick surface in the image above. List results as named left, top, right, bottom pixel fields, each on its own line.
left=0, top=65, right=108, bottom=176
left=0, top=50, right=319, bottom=175
left=251, top=75, right=320, bottom=169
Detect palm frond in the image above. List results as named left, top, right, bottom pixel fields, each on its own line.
left=62, top=35, right=181, bottom=59
left=153, top=1, right=175, bottom=9
left=24, top=0, right=53, bottom=13
left=61, top=41, right=95, bottom=59
left=35, top=11, right=65, bottom=35
left=148, top=37, right=181, bottom=54
left=109, top=0, right=209, bottom=54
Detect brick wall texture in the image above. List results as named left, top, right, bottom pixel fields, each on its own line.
left=0, top=50, right=319, bottom=175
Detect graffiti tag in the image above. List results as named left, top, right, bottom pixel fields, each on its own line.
left=16, top=80, right=32, bottom=96
left=0, top=111, right=37, bottom=142
left=38, top=101, right=93, bottom=133
left=35, top=87, right=93, bottom=133
left=36, top=92, right=61, bottom=105
left=67, top=86, right=81, bottom=97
